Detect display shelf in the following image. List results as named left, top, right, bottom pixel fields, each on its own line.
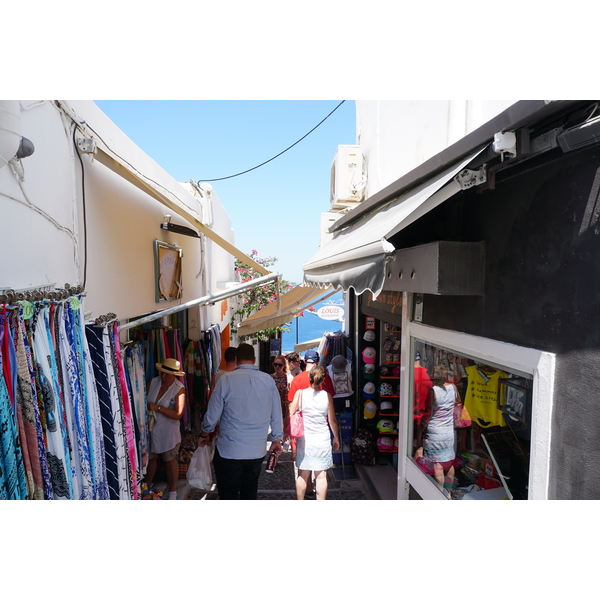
left=380, top=376, right=397, bottom=379
left=380, top=395, right=399, bottom=398
left=378, top=449, right=399, bottom=453
left=379, top=413, right=399, bottom=417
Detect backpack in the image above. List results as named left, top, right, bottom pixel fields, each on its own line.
left=350, top=429, right=376, bottom=465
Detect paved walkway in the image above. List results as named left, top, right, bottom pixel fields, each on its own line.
left=158, top=444, right=371, bottom=500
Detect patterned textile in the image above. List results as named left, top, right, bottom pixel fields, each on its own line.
left=77, top=305, right=109, bottom=499
left=34, top=306, right=72, bottom=499
left=271, top=373, right=290, bottom=423
left=0, top=315, right=28, bottom=500
left=59, top=303, right=94, bottom=499
left=104, top=326, right=133, bottom=500
left=87, top=323, right=121, bottom=499
left=124, top=343, right=148, bottom=476
left=12, top=308, right=46, bottom=499
left=111, top=323, right=138, bottom=499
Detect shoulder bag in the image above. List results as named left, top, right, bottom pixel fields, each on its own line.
left=289, top=389, right=305, bottom=438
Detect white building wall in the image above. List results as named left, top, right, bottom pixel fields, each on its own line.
left=355, top=100, right=517, bottom=197
left=0, top=100, right=236, bottom=336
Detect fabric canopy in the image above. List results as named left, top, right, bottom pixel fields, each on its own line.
left=302, top=147, right=486, bottom=298
left=293, top=338, right=321, bottom=354
left=235, top=285, right=337, bottom=337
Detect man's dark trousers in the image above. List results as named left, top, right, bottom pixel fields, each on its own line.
left=213, top=447, right=265, bottom=500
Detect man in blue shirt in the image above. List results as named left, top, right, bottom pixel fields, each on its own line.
left=198, top=343, right=283, bottom=500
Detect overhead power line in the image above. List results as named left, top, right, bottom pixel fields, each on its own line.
left=196, top=100, right=346, bottom=183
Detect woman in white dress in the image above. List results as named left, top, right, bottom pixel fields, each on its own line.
left=290, top=366, right=340, bottom=500
left=144, top=358, right=186, bottom=500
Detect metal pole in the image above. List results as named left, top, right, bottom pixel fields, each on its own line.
left=120, top=272, right=280, bottom=331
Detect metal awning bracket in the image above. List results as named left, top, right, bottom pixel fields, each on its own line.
left=456, top=165, right=487, bottom=190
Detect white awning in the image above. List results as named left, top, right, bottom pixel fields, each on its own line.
left=293, top=338, right=322, bottom=354
left=302, top=147, right=486, bottom=298
left=236, top=285, right=337, bottom=337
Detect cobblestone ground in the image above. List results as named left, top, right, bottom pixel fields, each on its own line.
left=182, top=445, right=370, bottom=500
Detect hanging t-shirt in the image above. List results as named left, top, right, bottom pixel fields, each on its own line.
left=326, top=364, right=353, bottom=398
left=413, top=365, right=433, bottom=424
left=464, top=365, right=506, bottom=428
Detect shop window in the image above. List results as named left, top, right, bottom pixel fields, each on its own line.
left=409, top=339, right=532, bottom=500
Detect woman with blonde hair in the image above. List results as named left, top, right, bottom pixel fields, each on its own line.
left=289, top=365, right=340, bottom=500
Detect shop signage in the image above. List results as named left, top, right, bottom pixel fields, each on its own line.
left=270, top=338, right=282, bottom=356
left=316, top=305, right=345, bottom=321
left=365, top=290, right=403, bottom=314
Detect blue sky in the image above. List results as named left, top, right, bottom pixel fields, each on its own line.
left=94, top=100, right=356, bottom=285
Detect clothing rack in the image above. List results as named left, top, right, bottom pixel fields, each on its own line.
left=0, top=283, right=85, bottom=305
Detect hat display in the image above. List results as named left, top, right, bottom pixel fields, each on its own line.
left=330, top=355, right=347, bottom=372
left=156, top=358, right=185, bottom=376
left=362, top=363, right=375, bottom=380
left=363, top=330, right=376, bottom=342
left=377, top=436, right=395, bottom=451
left=363, top=400, right=377, bottom=419
left=362, top=347, right=376, bottom=363
left=377, top=419, right=395, bottom=433
left=379, top=400, right=394, bottom=414
left=304, top=350, right=319, bottom=363
left=362, top=382, right=376, bottom=399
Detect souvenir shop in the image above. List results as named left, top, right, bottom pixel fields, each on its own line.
left=0, top=287, right=225, bottom=500
left=349, top=286, right=553, bottom=501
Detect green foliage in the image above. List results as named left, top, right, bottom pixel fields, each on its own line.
left=231, top=250, right=295, bottom=342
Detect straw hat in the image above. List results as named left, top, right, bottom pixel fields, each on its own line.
left=156, top=358, right=185, bottom=376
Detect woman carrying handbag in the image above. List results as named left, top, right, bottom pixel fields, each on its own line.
left=289, top=366, right=340, bottom=500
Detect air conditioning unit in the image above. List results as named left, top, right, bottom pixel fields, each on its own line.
left=330, top=144, right=364, bottom=210
left=320, top=212, right=342, bottom=248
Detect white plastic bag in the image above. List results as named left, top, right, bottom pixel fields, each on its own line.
left=186, top=445, right=213, bottom=490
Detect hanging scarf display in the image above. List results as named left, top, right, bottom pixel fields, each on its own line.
left=0, top=291, right=141, bottom=500
left=0, top=308, right=28, bottom=500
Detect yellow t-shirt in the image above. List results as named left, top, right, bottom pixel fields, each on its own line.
left=464, top=365, right=506, bottom=428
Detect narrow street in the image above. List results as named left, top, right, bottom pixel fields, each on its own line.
left=153, top=445, right=371, bottom=500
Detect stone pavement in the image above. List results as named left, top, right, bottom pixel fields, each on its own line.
left=170, top=444, right=371, bottom=500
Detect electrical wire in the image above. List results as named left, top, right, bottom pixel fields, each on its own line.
left=196, top=100, right=346, bottom=182
left=73, top=124, right=88, bottom=289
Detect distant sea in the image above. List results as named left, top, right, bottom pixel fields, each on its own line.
left=281, top=291, right=345, bottom=353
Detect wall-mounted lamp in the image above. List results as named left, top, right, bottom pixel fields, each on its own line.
left=16, top=137, right=35, bottom=159
left=160, top=215, right=201, bottom=238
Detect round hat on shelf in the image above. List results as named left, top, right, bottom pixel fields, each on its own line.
left=362, top=363, right=376, bottom=380
left=362, top=347, right=377, bottom=363
left=377, top=419, right=395, bottom=433
left=379, top=400, right=394, bottom=414
left=377, top=437, right=395, bottom=451
left=362, top=382, right=376, bottom=399
left=363, top=400, right=377, bottom=419
left=379, top=382, right=393, bottom=396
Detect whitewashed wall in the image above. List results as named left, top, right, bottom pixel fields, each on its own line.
left=0, top=100, right=236, bottom=334
left=355, top=100, right=517, bottom=197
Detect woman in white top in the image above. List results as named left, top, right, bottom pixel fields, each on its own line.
left=144, top=358, right=186, bottom=500
left=290, top=366, right=340, bottom=500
